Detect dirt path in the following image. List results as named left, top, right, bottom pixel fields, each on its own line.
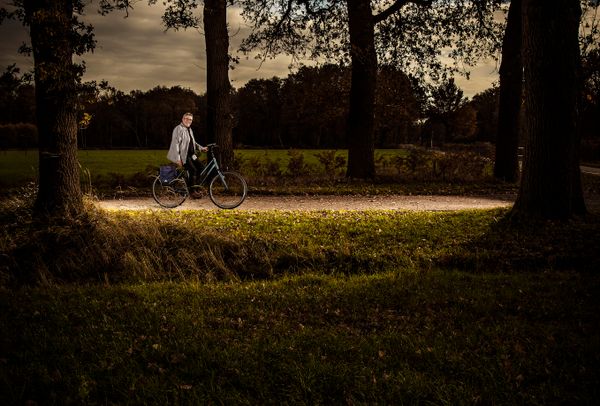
left=95, top=194, right=517, bottom=212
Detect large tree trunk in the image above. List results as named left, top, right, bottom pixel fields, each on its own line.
left=513, top=0, right=585, bottom=219
left=204, top=0, right=234, bottom=169
left=25, top=0, right=83, bottom=218
left=494, top=0, right=521, bottom=182
left=345, top=0, right=376, bottom=179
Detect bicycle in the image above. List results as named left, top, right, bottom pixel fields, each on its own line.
left=152, top=143, right=247, bottom=209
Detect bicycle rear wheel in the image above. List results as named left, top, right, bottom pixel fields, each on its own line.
left=209, top=171, right=247, bottom=209
left=152, top=176, right=189, bottom=208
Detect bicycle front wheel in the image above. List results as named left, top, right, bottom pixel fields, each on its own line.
left=209, top=171, right=247, bottom=209
left=152, top=176, right=189, bottom=208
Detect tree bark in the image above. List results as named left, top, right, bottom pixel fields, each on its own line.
left=494, top=0, right=521, bottom=182
left=204, top=0, right=234, bottom=169
left=25, top=0, right=83, bottom=218
left=345, top=0, right=376, bottom=179
left=513, top=0, right=586, bottom=219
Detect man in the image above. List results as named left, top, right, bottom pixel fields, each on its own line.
left=167, top=113, right=208, bottom=195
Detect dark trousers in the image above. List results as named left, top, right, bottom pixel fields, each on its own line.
left=184, top=158, right=204, bottom=186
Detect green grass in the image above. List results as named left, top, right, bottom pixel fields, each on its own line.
left=0, top=149, right=397, bottom=181
left=1, top=195, right=599, bottom=404
left=0, top=149, right=170, bottom=190
left=2, top=271, right=599, bottom=404
left=0, top=149, right=375, bottom=185
left=3, top=203, right=599, bottom=285
left=0, top=148, right=511, bottom=197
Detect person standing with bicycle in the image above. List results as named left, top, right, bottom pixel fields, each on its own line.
left=167, top=112, right=208, bottom=196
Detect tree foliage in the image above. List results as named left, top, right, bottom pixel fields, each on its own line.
left=1, top=65, right=425, bottom=150
left=240, top=0, right=504, bottom=81
left=0, top=64, right=35, bottom=125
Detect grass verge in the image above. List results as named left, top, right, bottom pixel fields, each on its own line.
left=1, top=197, right=599, bottom=404
left=2, top=199, right=599, bottom=286
left=1, top=271, right=599, bottom=404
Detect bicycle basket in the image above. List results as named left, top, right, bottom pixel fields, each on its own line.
left=159, top=165, right=177, bottom=184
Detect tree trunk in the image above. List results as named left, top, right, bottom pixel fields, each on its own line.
left=494, top=0, right=521, bottom=182
left=25, top=0, right=83, bottom=218
left=204, top=0, right=234, bottom=169
left=513, top=0, right=585, bottom=219
left=345, top=0, right=376, bottom=179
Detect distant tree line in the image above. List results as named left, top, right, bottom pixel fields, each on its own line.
left=1, top=62, right=598, bottom=157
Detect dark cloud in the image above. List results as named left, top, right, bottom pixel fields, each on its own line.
left=0, top=4, right=294, bottom=93
left=0, top=17, right=32, bottom=72
left=0, top=3, right=497, bottom=96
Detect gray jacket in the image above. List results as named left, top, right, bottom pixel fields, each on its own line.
left=167, top=123, right=200, bottom=164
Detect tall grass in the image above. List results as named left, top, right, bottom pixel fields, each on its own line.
left=2, top=194, right=599, bottom=286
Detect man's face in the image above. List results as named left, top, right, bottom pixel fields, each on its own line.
left=182, top=116, right=193, bottom=128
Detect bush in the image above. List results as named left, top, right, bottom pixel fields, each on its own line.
left=314, top=150, right=346, bottom=177
left=393, top=146, right=493, bottom=182
left=286, top=150, right=309, bottom=176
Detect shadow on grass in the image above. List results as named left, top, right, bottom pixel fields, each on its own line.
left=438, top=210, right=600, bottom=272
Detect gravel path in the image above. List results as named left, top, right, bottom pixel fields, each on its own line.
left=96, top=194, right=517, bottom=212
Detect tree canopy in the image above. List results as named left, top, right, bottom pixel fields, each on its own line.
left=239, top=0, right=504, bottom=81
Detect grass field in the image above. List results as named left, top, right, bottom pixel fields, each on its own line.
left=1, top=197, right=600, bottom=403
left=0, top=148, right=507, bottom=196
left=0, top=149, right=169, bottom=185
left=0, top=149, right=404, bottom=183
left=2, top=270, right=599, bottom=404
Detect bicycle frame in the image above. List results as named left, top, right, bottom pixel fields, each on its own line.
left=189, top=147, right=224, bottom=188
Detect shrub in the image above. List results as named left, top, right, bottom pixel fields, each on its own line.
left=315, top=150, right=346, bottom=177
left=393, top=146, right=492, bottom=182
left=432, top=151, right=493, bottom=181
left=286, top=150, right=309, bottom=176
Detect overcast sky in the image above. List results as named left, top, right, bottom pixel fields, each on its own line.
left=0, top=2, right=499, bottom=97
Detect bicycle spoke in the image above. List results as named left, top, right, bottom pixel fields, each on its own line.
left=209, top=171, right=247, bottom=209
left=152, top=177, right=188, bottom=208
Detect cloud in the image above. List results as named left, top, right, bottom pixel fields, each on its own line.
left=0, top=18, right=32, bottom=72
left=0, top=3, right=498, bottom=96
left=80, top=4, right=206, bottom=91
left=81, top=4, right=302, bottom=92
left=454, top=59, right=500, bottom=97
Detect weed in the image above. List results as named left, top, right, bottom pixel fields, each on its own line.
left=314, top=150, right=346, bottom=176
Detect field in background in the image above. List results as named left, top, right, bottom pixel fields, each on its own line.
left=0, top=150, right=169, bottom=185
left=0, top=149, right=403, bottom=182
left=0, top=147, right=497, bottom=196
